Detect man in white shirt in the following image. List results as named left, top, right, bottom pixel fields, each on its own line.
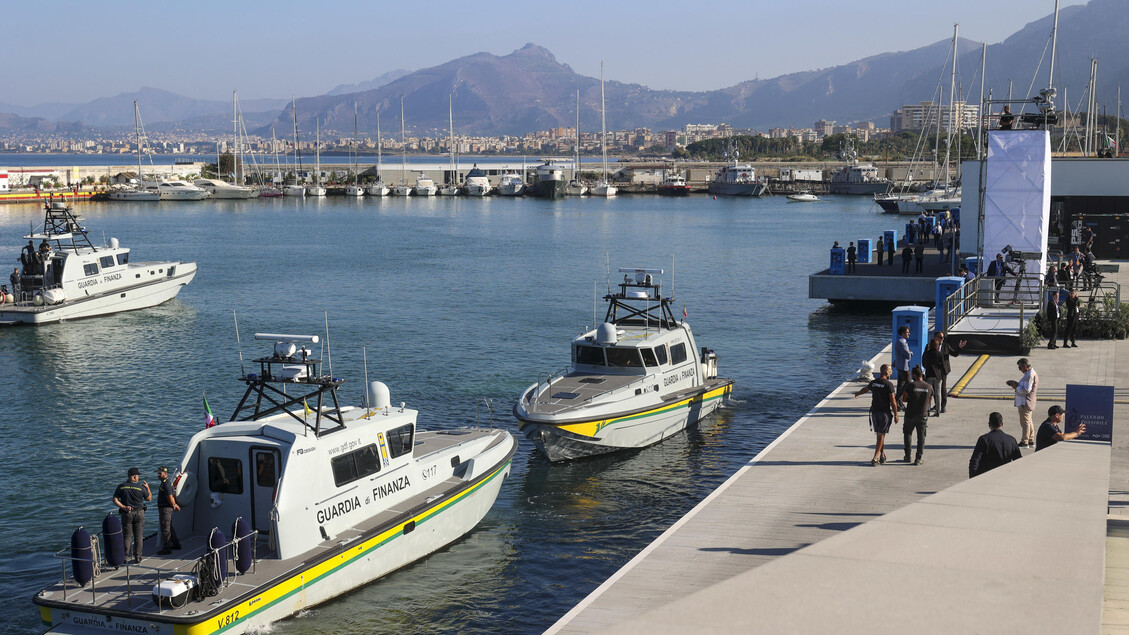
left=1005, top=358, right=1038, bottom=447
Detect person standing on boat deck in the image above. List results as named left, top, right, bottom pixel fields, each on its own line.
left=894, top=326, right=913, bottom=398
left=999, top=105, right=1015, bottom=130
left=969, top=412, right=1023, bottom=478
left=9, top=267, right=19, bottom=299
left=1063, top=289, right=1080, bottom=347
left=898, top=366, right=934, bottom=465
left=155, top=466, right=181, bottom=555
left=846, top=242, right=857, bottom=274
left=113, top=467, right=151, bottom=563
left=854, top=363, right=898, bottom=466
left=1006, top=358, right=1038, bottom=448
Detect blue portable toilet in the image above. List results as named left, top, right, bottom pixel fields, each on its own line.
left=951, top=207, right=960, bottom=225
left=858, top=238, right=872, bottom=264
left=964, top=256, right=980, bottom=275
left=892, top=306, right=930, bottom=380
left=830, top=247, right=845, bottom=275
left=884, top=230, right=897, bottom=256
left=934, top=276, right=965, bottom=332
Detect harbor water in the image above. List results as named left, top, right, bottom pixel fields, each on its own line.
left=1, top=193, right=896, bottom=633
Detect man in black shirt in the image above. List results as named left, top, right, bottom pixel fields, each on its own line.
left=846, top=242, right=857, bottom=274
left=1035, top=405, right=1086, bottom=451
left=113, top=467, right=152, bottom=563
left=898, top=366, right=934, bottom=465
left=854, top=363, right=899, bottom=466
left=969, top=412, right=1023, bottom=477
left=155, top=466, right=182, bottom=555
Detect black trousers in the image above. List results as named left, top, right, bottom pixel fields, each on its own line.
left=159, top=507, right=180, bottom=551
left=1048, top=319, right=1059, bottom=348
left=120, top=509, right=145, bottom=560
left=888, top=250, right=895, bottom=265
left=1064, top=317, right=1078, bottom=345
left=903, top=417, right=927, bottom=459
left=926, top=377, right=941, bottom=414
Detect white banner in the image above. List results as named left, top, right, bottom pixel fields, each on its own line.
left=981, top=130, right=1051, bottom=280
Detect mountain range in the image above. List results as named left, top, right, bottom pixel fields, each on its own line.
left=3, top=0, right=1126, bottom=137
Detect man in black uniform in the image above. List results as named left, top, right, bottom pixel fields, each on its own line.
left=113, top=467, right=151, bottom=563
left=1063, top=289, right=1080, bottom=347
left=898, top=366, right=934, bottom=465
left=854, top=363, right=899, bottom=466
left=969, top=412, right=1023, bottom=477
left=155, top=466, right=182, bottom=555
left=846, top=242, right=857, bottom=274
left=1045, top=291, right=1060, bottom=349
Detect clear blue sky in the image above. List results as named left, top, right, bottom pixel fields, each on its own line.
left=0, top=0, right=1084, bottom=105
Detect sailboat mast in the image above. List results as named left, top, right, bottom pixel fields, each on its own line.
left=576, top=89, right=581, bottom=183
left=134, top=100, right=142, bottom=183
left=944, top=23, right=957, bottom=187
left=977, top=43, right=986, bottom=160
left=601, top=61, right=608, bottom=182
left=400, top=97, right=406, bottom=185
left=316, top=119, right=321, bottom=187
left=1048, top=0, right=1060, bottom=91
left=449, top=93, right=455, bottom=185
left=233, top=90, right=239, bottom=185
left=291, top=96, right=302, bottom=182
left=377, top=111, right=382, bottom=178
left=353, top=102, right=359, bottom=186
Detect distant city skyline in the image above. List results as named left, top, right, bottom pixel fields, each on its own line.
left=2, top=0, right=1085, bottom=107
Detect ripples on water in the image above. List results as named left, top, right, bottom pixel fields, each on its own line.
left=0, top=194, right=893, bottom=633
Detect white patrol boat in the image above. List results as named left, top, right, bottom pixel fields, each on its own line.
left=514, top=268, right=733, bottom=461
left=34, top=332, right=516, bottom=634
left=0, top=199, right=197, bottom=325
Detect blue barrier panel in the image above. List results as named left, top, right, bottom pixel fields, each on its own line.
left=858, top=238, right=872, bottom=264
left=884, top=230, right=898, bottom=254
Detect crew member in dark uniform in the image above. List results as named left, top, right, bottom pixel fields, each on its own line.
left=113, top=467, right=151, bottom=563
left=155, top=466, right=182, bottom=555
left=999, top=105, right=1015, bottom=130
left=854, top=363, right=898, bottom=466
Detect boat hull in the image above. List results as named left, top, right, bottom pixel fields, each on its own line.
left=707, top=181, right=766, bottom=196
left=829, top=182, right=891, bottom=195
left=206, top=188, right=258, bottom=199
left=515, top=380, right=733, bottom=461
left=529, top=179, right=565, bottom=199
left=657, top=185, right=690, bottom=196
left=0, top=265, right=197, bottom=325
left=36, top=439, right=515, bottom=635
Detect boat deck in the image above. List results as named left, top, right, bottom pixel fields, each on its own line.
left=524, top=373, right=645, bottom=416
left=36, top=427, right=506, bottom=623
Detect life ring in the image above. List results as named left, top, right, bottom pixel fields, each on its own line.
left=0, top=292, right=6, bottom=305
left=173, top=471, right=196, bottom=502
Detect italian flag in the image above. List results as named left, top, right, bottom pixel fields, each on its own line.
left=204, top=394, right=216, bottom=428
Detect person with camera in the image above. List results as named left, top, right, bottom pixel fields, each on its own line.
left=985, top=253, right=1015, bottom=304
left=113, top=467, right=152, bottom=563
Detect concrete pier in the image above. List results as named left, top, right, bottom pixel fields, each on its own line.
left=550, top=267, right=1128, bottom=634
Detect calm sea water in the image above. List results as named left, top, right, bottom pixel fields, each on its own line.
left=0, top=193, right=895, bottom=634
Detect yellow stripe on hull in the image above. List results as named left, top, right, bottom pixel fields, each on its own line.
left=548, top=382, right=733, bottom=439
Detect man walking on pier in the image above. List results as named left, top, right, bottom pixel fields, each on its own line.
left=1006, top=358, right=1038, bottom=447
left=969, top=412, right=1022, bottom=477
left=899, top=366, right=934, bottom=465
left=854, top=363, right=898, bottom=466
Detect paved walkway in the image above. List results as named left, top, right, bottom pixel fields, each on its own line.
left=550, top=267, right=1128, bottom=634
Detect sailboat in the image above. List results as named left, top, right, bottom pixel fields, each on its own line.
left=196, top=90, right=257, bottom=199
left=565, top=89, right=588, bottom=196
left=308, top=119, right=327, bottom=197
left=345, top=103, right=365, bottom=197
left=367, top=111, right=390, bottom=196
left=108, top=101, right=160, bottom=201
left=258, top=126, right=284, bottom=197
left=439, top=95, right=461, bottom=196
left=283, top=97, right=306, bottom=197
left=392, top=98, right=413, bottom=196
left=591, top=62, right=617, bottom=197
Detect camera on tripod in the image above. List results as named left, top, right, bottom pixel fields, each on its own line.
left=1001, top=244, right=1042, bottom=275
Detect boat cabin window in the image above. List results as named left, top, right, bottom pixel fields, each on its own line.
left=256, top=453, right=277, bottom=487
left=83, top=263, right=99, bottom=276
left=330, top=444, right=381, bottom=487
left=117, top=252, right=129, bottom=266
left=605, top=347, right=643, bottom=368
left=386, top=424, right=414, bottom=459
left=640, top=348, right=659, bottom=367
left=208, top=457, right=244, bottom=494
left=575, top=345, right=605, bottom=366
left=670, top=343, right=687, bottom=365
left=654, top=345, right=668, bottom=365
left=99, top=255, right=115, bottom=269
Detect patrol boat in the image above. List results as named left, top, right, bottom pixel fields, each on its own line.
left=514, top=268, right=733, bottom=461
left=34, top=332, right=517, bottom=634
left=0, top=198, right=196, bottom=325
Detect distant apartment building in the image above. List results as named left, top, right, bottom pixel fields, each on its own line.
left=814, top=120, right=835, bottom=137
left=890, top=101, right=980, bottom=133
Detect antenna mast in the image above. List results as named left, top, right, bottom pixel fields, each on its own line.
left=233, top=310, right=245, bottom=376
left=324, top=311, right=333, bottom=378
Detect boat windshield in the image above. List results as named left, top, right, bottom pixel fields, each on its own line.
left=575, top=345, right=604, bottom=365
left=605, top=347, right=643, bottom=368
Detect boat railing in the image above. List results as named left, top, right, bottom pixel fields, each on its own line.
left=49, top=526, right=259, bottom=613
left=476, top=397, right=496, bottom=428
left=529, top=367, right=570, bottom=410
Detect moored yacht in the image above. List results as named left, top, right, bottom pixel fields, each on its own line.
left=528, top=160, right=565, bottom=198
left=657, top=171, right=690, bottom=196
left=514, top=268, right=733, bottom=461
left=194, top=178, right=257, bottom=199
left=707, top=161, right=766, bottom=197
left=464, top=165, right=491, bottom=196
left=144, top=179, right=210, bottom=201
left=414, top=173, right=438, bottom=196
left=33, top=331, right=516, bottom=634
left=498, top=171, right=525, bottom=196
left=0, top=199, right=197, bottom=325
